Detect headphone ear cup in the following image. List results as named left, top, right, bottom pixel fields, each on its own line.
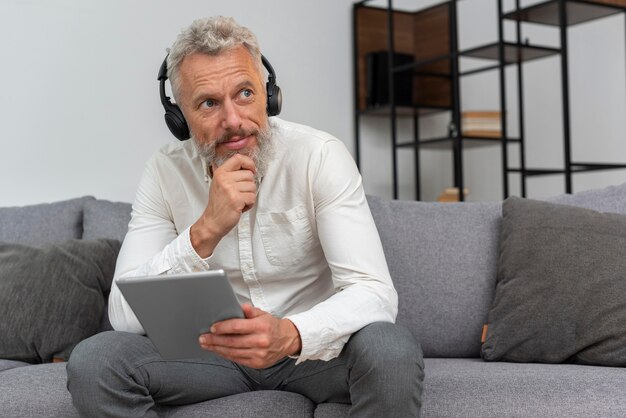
left=164, top=103, right=190, bottom=141
left=266, top=83, right=282, bottom=117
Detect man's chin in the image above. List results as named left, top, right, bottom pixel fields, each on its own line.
left=219, top=144, right=255, bottom=157
left=214, top=146, right=258, bottom=167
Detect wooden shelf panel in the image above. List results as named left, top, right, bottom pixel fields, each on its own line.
left=504, top=0, right=626, bottom=26
left=354, top=3, right=452, bottom=111
left=461, top=42, right=560, bottom=63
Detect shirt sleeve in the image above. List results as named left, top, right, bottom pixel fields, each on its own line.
left=285, top=139, right=398, bottom=363
left=108, top=156, right=211, bottom=334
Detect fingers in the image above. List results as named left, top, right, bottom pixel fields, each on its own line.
left=197, top=306, right=299, bottom=369
left=199, top=332, right=270, bottom=350
left=198, top=331, right=276, bottom=369
left=201, top=346, right=271, bottom=369
left=213, top=166, right=256, bottom=191
left=242, top=303, right=266, bottom=319
left=210, top=310, right=269, bottom=335
left=213, top=154, right=256, bottom=175
left=211, top=155, right=257, bottom=208
left=190, top=154, right=257, bottom=258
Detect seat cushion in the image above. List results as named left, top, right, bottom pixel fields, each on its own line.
left=423, top=358, right=626, bottom=417
left=0, top=196, right=94, bottom=246
left=0, top=359, right=29, bottom=372
left=154, top=390, right=315, bottom=417
left=0, top=362, right=79, bottom=418
left=313, top=402, right=349, bottom=417
left=0, top=363, right=315, bottom=418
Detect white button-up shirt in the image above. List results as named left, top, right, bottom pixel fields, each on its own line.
left=109, top=118, right=397, bottom=363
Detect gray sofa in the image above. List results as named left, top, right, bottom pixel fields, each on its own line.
left=2, top=184, right=626, bottom=417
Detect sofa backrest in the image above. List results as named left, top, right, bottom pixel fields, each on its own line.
left=80, top=199, right=132, bottom=332
left=367, top=182, right=626, bottom=358
left=367, top=196, right=502, bottom=358
left=0, top=196, right=133, bottom=334
left=82, top=199, right=132, bottom=242
left=3, top=183, right=626, bottom=358
left=0, top=196, right=95, bottom=246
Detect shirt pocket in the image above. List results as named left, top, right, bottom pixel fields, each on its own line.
left=257, top=205, right=313, bottom=267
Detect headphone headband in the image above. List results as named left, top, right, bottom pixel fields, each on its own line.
left=158, top=53, right=282, bottom=141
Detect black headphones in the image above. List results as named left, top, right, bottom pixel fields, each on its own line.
left=158, top=54, right=282, bottom=141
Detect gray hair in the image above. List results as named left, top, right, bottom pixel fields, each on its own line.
left=166, top=16, right=263, bottom=104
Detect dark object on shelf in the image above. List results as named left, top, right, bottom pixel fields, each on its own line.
left=366, top=51, right=414, bottom=108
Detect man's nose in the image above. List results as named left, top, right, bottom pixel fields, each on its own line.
left=220, top=99, right=242, bottom=131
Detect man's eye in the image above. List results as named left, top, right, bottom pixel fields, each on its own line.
left=240, top=89, right=253, bottom=99
left=202, top=99, right=215, bottom=108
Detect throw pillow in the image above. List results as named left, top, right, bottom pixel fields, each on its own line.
left=481, top=196, right=626, bottom=366
left=0, top=239, right=121, bottom=363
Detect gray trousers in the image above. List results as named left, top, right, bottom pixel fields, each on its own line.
left=67, top=322, right=424, bottom=417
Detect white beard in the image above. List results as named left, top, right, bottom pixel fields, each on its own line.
left=194, top=122, right=275, bottom=186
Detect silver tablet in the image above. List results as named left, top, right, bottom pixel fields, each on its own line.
left=116, top=270, right=244, bottom=360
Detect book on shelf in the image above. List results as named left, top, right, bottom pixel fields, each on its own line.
left=437, top=187, right=469, bottom=203
left=461, top=111, right=502, bottom=138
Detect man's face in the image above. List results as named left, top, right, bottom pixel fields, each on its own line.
left=177, top=46, right=268, bottom=164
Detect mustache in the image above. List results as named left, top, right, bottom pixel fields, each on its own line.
left=215, top=128, right=258, bottom=145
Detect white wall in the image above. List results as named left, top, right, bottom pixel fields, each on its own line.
left=2, top=0, right=626, bottom=206
left=0, top=0, right=353, bottom=206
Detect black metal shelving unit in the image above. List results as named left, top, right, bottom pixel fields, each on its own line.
left=353, top=0, right=626, bottom=201
left=503, top=0, right=626, bottom=195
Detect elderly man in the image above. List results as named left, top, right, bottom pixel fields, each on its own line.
left=67, top=16, right=424, bottom=417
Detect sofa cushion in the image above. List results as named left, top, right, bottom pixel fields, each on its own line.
left=313, top=403, right=349, bottom=417
left=366, top=182, right=626, bottom=358
left=154, top=391, right=316, bottom=417
left=82, top=199, right=132, bottom=332
left=315, top=358, right=626, bottom=417
left=482, top=197, right=626, bottom=365
left=548, top=182, right=626, bottom=213
left=367, top=196, right=502, bottom=357
left=0, top=196, right=94, bottom=246
left=422, top=358, right=626, bottom=417
left=0, top=359, right=30, bottom=373
left=0, top=362, right=79, bottom=418
left=0, top=239, right=121, bottom=363
left=0, top=364, right=315, bottom=418
left=82, top=199, right=132, bottom=242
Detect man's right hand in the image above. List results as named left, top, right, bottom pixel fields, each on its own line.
left=190, top=153, right=257, bottom=258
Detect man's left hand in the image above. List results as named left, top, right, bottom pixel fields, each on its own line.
left=199, top=304, right=302, bottom=369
